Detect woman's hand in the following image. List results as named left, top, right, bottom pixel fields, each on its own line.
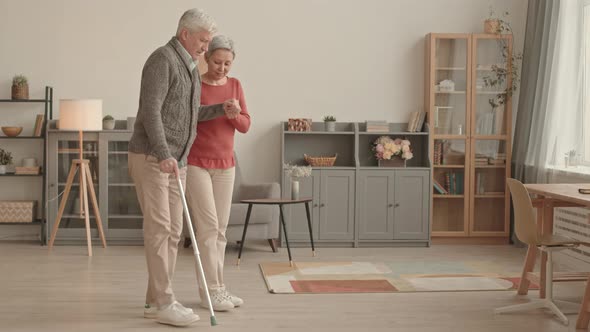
left=223, top=99, right=241, bottom=119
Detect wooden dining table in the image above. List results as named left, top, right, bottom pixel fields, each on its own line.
left=519, top=183, right=590, bottom=329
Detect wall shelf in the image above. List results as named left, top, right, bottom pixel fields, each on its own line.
left=0, top=86, right=52, bottom=245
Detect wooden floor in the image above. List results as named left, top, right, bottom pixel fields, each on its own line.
left=0, top=241, right=586, bottom=332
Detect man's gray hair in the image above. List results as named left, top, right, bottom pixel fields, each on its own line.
left=176, top=8, right=217, bottom=36
left=205, top=35, right=236, bottom=59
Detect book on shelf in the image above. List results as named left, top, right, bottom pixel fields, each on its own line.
left=433, top=141, right=443, bottom=165
left=406, top=111, right=426, bottom=132
left=33, top=114, right=45, bottom=137
left=406, top=112, right=419, bottom=132
left=443, top=171, right=463, bottom=195
left=415, top=111, right=426, bottom=132
left=15, top=166, right=41, bottom=175
left=488, top=158, right=506, bottom=165
left=365, top=120, right=388, bottom=132
left=433, top=179, right=448, bottom=194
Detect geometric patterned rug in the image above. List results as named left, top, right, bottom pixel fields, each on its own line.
left=259, top=261, right=539, bottom=294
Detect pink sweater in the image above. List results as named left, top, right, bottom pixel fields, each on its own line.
left=187, top=77, right=251, bottom=169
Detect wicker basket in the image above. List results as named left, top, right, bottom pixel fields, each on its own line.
left=11, top=84, right=29, bottom=100
left=304, top=154, right=338, bottom=167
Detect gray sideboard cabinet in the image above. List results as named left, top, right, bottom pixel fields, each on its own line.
left=282, top=169, right=355, bottom=243
left=46, top=120, right=143, bottom=245
left=281, top=121, right=431, bottom=247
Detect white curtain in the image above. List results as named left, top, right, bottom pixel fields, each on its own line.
left=527, top=0, right=587, bottom=183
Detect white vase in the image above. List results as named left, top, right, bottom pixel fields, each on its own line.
left=291, top=179, right=300, bottom=200
left=103, top=119, right=115, bottom=130
left=0, top=165, right=6, bottom=174
left=325, top=121, right=336, bottom=132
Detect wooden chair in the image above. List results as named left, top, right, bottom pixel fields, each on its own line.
left=495, top=178, right=589, bottom=325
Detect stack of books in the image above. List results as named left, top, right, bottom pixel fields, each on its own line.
left=474, top=155, right=489, bottom=166
left=15, top=166, right=41, bottom=175
left=488, top=153, right=506, bottom=165
left=365, top=120, right=388, bottom=132
left=433, top=141, right=444, bottom=165
left=407, top=111, right=426, bottom=132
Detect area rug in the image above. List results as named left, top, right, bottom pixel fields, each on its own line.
left=259, top=261, right=539, bottom=294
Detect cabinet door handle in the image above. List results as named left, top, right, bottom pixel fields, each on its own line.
left=388, top=203, right=393, bottom=207
left=395, top=203, right=400, bottom=208
left=320, top=203, right=325, bottom=207
left=313, top=203, right=318, bottom=208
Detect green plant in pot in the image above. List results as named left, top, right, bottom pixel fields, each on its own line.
left=12, top=75, right=29, bottom=100
left=323, top=115, right=336, bottom=132
left=0, top=148, right=13, bottom=174
left=103, top=115, right=115, bottom=130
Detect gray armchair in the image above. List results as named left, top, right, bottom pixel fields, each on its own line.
left=184, top=155, right=280, bottom=252
left=227, top=180, right=280, bottom=251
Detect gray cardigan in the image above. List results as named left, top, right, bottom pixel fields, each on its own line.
left=129, top=37, right=224, bottom=167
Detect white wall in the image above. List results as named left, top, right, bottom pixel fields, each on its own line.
left=0, top=0, right=527, bottom=184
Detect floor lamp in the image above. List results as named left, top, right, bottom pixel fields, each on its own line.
left=47, top=99, right=107, bottom=256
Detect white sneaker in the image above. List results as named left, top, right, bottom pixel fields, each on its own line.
left=144, top=301, right=194, bottom=319
left=156, top=302, right=200, bottom=327
left=222, top=288, right=244, bottom=307
left=200, top=289, right=234, bottom=311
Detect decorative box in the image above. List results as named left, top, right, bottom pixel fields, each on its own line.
left=0, top=200, right=36, bottom=223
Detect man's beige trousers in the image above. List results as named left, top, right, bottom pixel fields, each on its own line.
left=128, top=152, right=186, bottom=308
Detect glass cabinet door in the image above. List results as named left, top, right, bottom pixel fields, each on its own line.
left=429, top=34, right=471, bottom=236
left=472, top=35, right=511, bottom=137
left=432, top=139, right=468, bottom=233
left=431, top=36, right=470, bottom=136
left=470, top=35, right=511, bottom=236
left=55, top=139, right=100, bottom=235
left=471, top=139, right=508, bottom=234
left=106, top=139, right=142, bottom=236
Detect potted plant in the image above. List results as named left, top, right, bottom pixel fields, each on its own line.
left=102, top=115, right=115, bottom=130
left=373, top=136, right=413, bottom=167
left=284, top=164, right=312, bottom=200
left=11, top=75, right=29, bottom=100
left=323, top=115, right=336, bottom=132
left=0, top=148, right=13, bottom=174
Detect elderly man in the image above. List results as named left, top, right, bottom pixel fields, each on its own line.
left=128, top=8, right=240, bottom=327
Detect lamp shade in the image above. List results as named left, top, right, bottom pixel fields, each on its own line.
left=59, top=99, right=103, bottom=131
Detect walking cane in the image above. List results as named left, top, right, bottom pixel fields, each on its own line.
left=176, top=175, right=217, bottom=326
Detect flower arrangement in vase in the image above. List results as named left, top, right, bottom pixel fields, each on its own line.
left=284, top=164, right=312, bottom=199
left=372, top=136, right=413, bottom=167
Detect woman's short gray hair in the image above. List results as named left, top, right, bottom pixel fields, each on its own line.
left=176, top=8, right=217, bottom=35
left=205, top=35, right=236, bottom=59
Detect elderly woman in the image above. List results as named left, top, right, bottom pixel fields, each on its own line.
left=186, top=35, right=250, bottom=311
